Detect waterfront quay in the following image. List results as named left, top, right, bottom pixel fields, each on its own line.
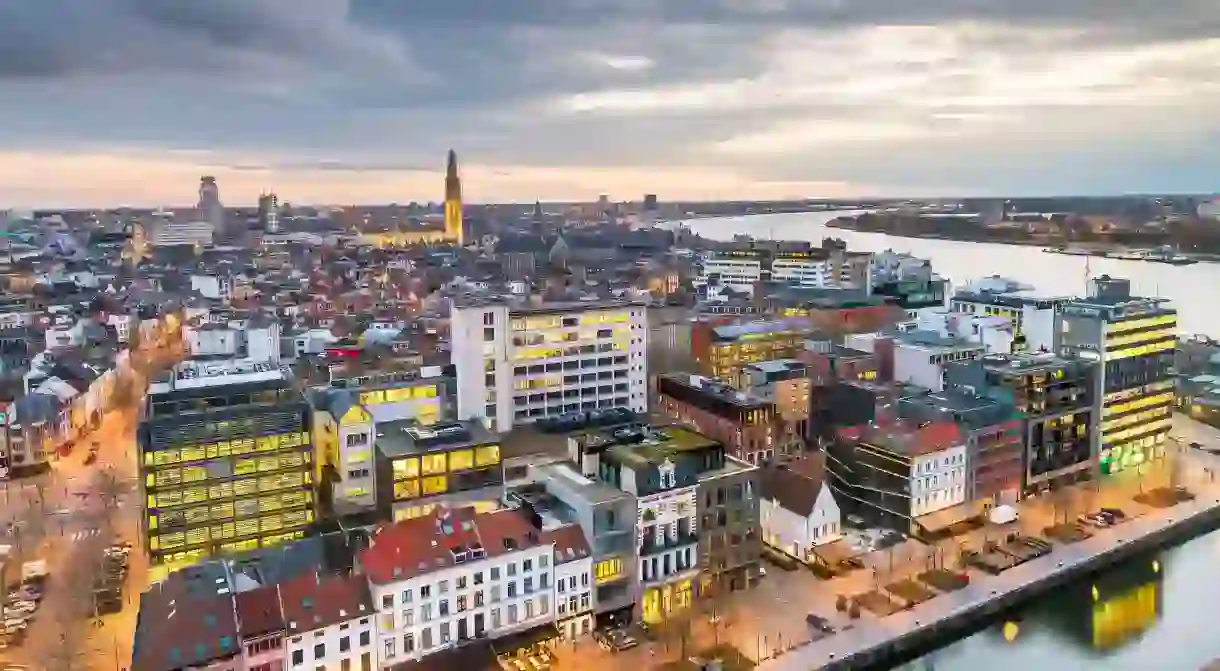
left=759, top=463, right=1220, bottom=671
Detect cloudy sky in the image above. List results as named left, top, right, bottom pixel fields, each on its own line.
left=0, top=0, right=1217, bottom=207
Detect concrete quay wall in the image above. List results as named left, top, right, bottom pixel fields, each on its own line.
left=760, top=494, right=1220, bottom=671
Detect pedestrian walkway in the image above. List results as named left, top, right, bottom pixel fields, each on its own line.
left=759, top=475, right=1220, bottom=671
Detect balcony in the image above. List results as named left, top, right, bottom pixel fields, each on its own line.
left=639, top=531, right=699, bottom=557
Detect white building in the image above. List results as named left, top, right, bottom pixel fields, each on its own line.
left=891, top=331, right=986, bottom=392
left=450, top=300, right=648, bottom=433
left=950, top=277, right=1068, bottom=353
left=695, top=255, right=762, bottom=294
left=280, top=573, right=377, bottom=671
left=915, top=309, right=1015, bottom=355
left=910, top=440, right=969, bottom=518
left=631, top=459, right=699, bottom=623
left=695, top=251, right=868, bottom=297
left=361, top=508, right=568, bottom=668
left=191, top=273, right=234, bottom=302
left=545, top=525, right=595, bottom=641
left=152, top=219, right=214, bottom=247
left=184, top=317, right=282, bottom=362
left=758, top=457, right=842, bottom=563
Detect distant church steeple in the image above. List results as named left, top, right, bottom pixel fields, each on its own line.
left=444, top=149, right=463, bottom=245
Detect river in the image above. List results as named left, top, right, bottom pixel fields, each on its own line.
left=684, top=212, right=1220, bottom=670
left=683, top=212, right=1219, bottom=338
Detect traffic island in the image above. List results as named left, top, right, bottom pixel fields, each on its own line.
left=885, top=579, right=937, bottom=606
left=917, top=569, right=969, bottom=592
left=1136, top=487, right=1195, bottom=508
left=1044, top=523, right=1093, bottom=544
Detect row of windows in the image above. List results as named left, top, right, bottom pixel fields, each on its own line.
left=393, top=476, right=449, bottom=500
left=1102, top=392, right=1174, bottom=418
left=150, top=510, right=313, bottom=551
left=149, top=490, right=312, bottom=528
left=144, top=432, right=309, bottom=466
left=359, top=386, right=439, bottom=405
left=146, top=452, right=309, bottom=487
left=510, top=311, right=632, bottom=331
left=389, top=446, right=500, bottom=481
left=146, top=471, right=310, bottom=507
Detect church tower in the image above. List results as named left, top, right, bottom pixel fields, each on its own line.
left=444, top=149, right=464, bottom=245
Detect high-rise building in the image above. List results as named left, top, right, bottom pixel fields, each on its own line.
left=138, top=360, right=316, bottom=573
left=450, top=299, right=649, bottom=432
left=197, top=176, right=224, bottom=240
left=444, top=149, right=464, bottom=246
left=258, top=192, right=280, bottom=233
left=1058, top=276, right=1176, bottom=475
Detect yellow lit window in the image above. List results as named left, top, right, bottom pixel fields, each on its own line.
left=385, top=388, right=411, bottom=402
left=235, top=519, right=260, bottom=537
left=448, top=449, right=474, bottom=472
left=344, top=487, right=368, bottom=498
left=420, top=453, right=447, bottom=475
left=174, top=444, right=202, bottom=462
left=261, top=516, right=283, bottom=532
left=595, top=558, right=624, bottom=584
left=186, top=527, right=210, bottom=547
left=183, top=487, right=208, bottom=504
left=182, top=466, right=208, bottom=483
left=413, top=386, right=437, bottom=399
left=421, top=475, right=448, bottom=495
left=394, top=480, right=420, bottom=500
left=360, top=390, right=386, bottom=405
left=211, top=523, right=235, bottom=540
left=347, top=451, right=371, bottom=465
left=234, top=458, right=257, bottom=475
left=234, top=478, right=258, bottom=496
left=211, top=502, right=235, bottom=520
left=475, top=445, right=500, bottom=467
left=392, top=457, right=419, bottom=480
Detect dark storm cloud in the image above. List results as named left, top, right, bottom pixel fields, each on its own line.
left=0, top=0, right=414, bottom=79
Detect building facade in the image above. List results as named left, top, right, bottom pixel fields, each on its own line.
left=1058, top=276, right=1176, bottom=477
left=373, top=421, right=503, bottom=522
left=139, top=360, right=316, bottom=570
left=451, top=300, right=649, bottom=432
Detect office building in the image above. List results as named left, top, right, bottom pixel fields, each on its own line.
left=257, top=192, right=280, bottom=233
left=690, top=318, right=823, bottom=382
left=827, top=421, right=968, bottom=537
left=1058, top=276, right=1176, bottom=475
left=373, top=420, right=503, bottom=522
left=450, top=300, right=648, bottom=432
left=947, top=352, right=1098, bottom=493
left=139, top=360, right=316, bottom=569
left=326, top=365, right=450, bottom=426
left=198, top=175, right=225, bottom=241
left=950, top=277, right=1069, bottom=353
left=694, top=248, right=870, bottom=296
left=891, top=330, right=986, bottom=392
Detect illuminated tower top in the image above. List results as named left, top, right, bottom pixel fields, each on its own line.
left=445, top=149, right=461, bottom=203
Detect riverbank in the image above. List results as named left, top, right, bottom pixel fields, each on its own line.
left=759, top=475, right=1220, bottom=671
left=823, top=217, right=1220, bottom=264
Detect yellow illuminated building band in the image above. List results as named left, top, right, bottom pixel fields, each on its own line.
left=143, top=430, right=314, bottom=566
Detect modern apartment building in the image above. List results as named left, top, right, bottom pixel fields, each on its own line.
left=950, top=277, right=1070, bottom=353
left=947, top=351, right=1098, bottom=493
left=739, top=359, right=812, bottom=441
left=690, top=318, right=823, bottom=383
left=372, top=420, right=503, bottom=522
left=511, top=460, right=637, bottom=625
left=827, top=421, right=968, bottom=537
left=450, top=299, right=648, bottom=432
left=139, top=360, right=316, bottom=570
left=694, top=248, right=871, bottom=296
left=1058, top=276, right=1176, bottom=476
left=311, top=391, right=378, bottom=514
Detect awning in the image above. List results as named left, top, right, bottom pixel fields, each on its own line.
left=389, top=642, right=498, bottom=671
left=491, top=623, right=561, bottom=655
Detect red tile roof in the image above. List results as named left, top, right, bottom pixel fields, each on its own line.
left=538, top=524, right=590, bottom=565
left=360, top=508, right=546, bottom=585
left=278, top=573, right=373, bottom=635
left=235, top=584, right=285, bottom=638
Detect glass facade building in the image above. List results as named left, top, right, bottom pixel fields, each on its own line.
left=138, top=361, right=316, bottom=568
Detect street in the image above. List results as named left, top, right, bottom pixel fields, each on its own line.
left=0, top=341, right=177, bottom=671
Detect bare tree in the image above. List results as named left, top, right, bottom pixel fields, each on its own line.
left=39, top=525, right=110, bottom=671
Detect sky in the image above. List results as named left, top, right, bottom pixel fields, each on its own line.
left=0, top=0, right=1218, bottom=207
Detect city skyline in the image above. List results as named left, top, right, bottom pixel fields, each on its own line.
left=1, top=1, right=1218, bottom=207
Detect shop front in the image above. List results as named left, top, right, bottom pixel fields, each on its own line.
left=491, top=623, right=561, bottom=671
left=641, top=578, right=694, bottom=624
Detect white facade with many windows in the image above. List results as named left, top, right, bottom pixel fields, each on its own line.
left=367, top=532, right=557, bottom=666
left=552, top=550, right=595, bottom=641
left=451, top=300, right=648, bottom=432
